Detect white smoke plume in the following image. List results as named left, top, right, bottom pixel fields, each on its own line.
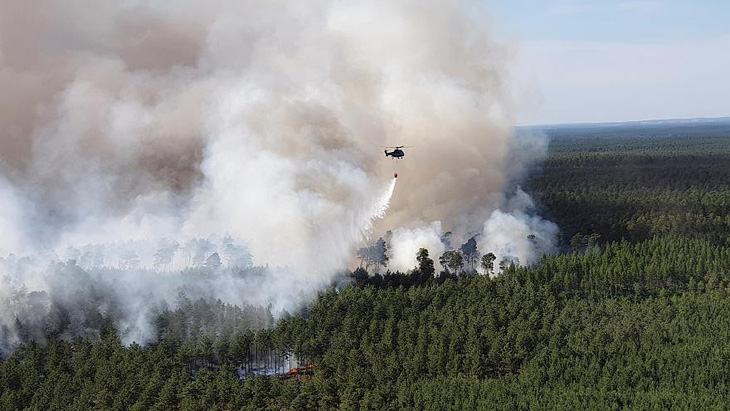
left=387, top=222, right=446, bottom=272
left=479, top=188, right=559, bottom=273
left=0, top=0, right=555, bottom=350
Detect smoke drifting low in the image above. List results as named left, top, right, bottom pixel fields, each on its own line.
left=0, top=0, right=556, bottom=351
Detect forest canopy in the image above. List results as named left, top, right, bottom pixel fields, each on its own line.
left=4, top=123, right=730, bottom=410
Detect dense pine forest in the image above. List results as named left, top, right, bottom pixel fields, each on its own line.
left=4, top=122, right=730, bottom=410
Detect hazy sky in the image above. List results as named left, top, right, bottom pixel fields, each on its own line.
left=489, top=0, right=730, bottom=125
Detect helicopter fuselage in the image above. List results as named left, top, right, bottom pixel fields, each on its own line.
left=384, top=149, right=404, bottom=159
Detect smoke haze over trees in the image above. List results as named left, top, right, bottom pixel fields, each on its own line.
left=0, top=0, right=557, bottom=352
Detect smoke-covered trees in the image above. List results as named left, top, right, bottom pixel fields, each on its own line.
left=415, top=247, right=435, bottom=284
left=459, top=237, right=479, bottom=270
left=222, top=239, right=253, bottom=269
left=353, top=232, right=510, bottom=278
left=205, top=253, right=222, bottom=269
left=176, top=237, right=254, bottom=269
left=350, top=247, right=438, bottom=288
left=481, top=252, right=496, bottom=275
left=64, top=244, right=106, bottom=269
left=154, top=238, right=180, bottom=269
left=498, top=256, right=519, bottom=271
left=356, top=237, right=388, bottom=272
left=119, top=249, right=140, bottom=270
left=186, top=239, right=215, bottom=267
left=439, top=250, right=464, bottom=274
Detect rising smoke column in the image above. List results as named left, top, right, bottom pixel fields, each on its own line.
left=0, top=0, right=520, bottom=256
left=0, top=0, right=552, bottom=348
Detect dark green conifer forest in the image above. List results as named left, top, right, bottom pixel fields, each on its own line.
left=4, top=123, right=730, bottom=410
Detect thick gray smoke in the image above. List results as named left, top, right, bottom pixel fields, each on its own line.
left=0, top=0, right=555, bottom=351
left=387, top=127, right=557, bottom=272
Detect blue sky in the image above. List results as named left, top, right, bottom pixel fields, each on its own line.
left=487, top=1, right=730, bottom=124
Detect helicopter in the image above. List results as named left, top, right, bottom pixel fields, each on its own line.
left=383, top=145, right=412, bottom=159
